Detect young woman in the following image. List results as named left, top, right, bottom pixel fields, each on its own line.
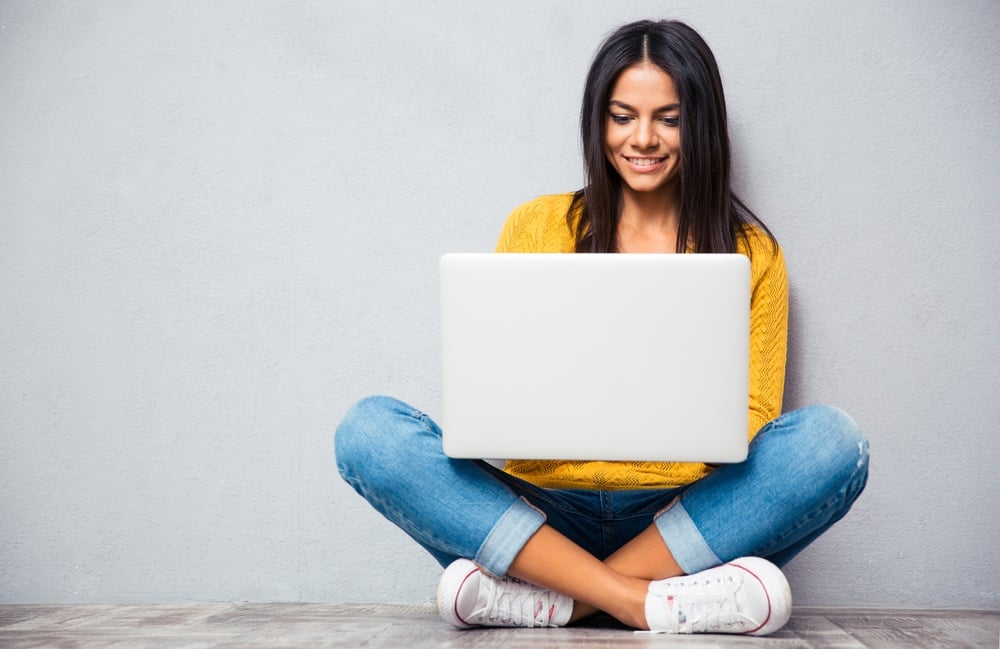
left=335, top=19, right=869, bottom=636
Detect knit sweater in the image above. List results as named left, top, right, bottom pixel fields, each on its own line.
left=495, top=193, right=788, bottom=490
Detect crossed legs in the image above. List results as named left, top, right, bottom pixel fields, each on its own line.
left=335, top=396, right=869, bottom=631
left=509, top=522, right=680, bottom=628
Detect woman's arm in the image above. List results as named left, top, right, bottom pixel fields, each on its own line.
left=495, top=194, right=577, bottom=254
left=745, top=233, right=789, bottom=440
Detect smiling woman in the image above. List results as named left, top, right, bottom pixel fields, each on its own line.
left=573, top=20, right=771, bottom=256
left=334, top=18, right=869, bottom=637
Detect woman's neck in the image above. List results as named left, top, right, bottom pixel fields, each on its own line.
left=616, top=186, right=680, bottom=253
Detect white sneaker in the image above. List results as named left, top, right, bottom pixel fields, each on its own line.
left=436, top=558, right=573, bottom=629
left=644, top=556, right=791, bottom=636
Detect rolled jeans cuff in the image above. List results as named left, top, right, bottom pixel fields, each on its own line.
left=474, top=496, right=546, bottom=577
left=654, top=499, right=721, bottom=575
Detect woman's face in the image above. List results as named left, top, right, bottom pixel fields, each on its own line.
left=603, top=62, right=681, bottom=198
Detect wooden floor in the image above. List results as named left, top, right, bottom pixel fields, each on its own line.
left=0, top=603, right=997, bottom=648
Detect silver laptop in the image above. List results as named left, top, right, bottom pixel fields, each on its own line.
left=439, top=253, right=750, bottom=462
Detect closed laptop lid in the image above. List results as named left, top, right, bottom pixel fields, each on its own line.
left=439, top=253, right=750, bottom=462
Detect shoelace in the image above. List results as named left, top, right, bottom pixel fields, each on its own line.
left=645, top=573, right=755, bottom=634
left=481, top=576, right=556, bottom=627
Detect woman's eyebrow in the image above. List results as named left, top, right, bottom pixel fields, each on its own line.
left=608, top=99, right=680, bottom=112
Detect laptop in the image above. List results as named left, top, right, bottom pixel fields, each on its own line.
left=439, top=253, right=750, bottom=462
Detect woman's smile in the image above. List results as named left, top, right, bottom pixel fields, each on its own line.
left=625, top=156, right=667, bottom=170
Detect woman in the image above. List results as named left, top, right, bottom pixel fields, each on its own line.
left=335, top=19, right=869, bottom=636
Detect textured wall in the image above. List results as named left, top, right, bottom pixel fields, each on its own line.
left=1, top=1, right=997, bottom=607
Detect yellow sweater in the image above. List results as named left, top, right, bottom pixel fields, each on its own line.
left=495, top=193, right=788, bottom=490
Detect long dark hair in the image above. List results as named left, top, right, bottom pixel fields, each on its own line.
left=571, top=19, right=773, bottom=253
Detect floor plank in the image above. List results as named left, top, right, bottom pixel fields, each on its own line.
left=0, top=604, right=995, bottom=648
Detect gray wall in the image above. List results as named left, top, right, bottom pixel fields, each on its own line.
left=1, top=1, right=997, bottom=608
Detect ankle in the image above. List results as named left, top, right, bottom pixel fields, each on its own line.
left=567, top=601, right=592, bottom=624
left=604, top=576, right=651, bottom=630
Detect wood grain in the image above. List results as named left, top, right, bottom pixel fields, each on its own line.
left=0, top=604, right=995, bottom=648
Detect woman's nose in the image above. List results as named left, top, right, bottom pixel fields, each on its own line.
left=632, top=119, right=658, bottom=149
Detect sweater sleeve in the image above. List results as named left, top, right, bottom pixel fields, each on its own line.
left=746, top=235, right=789, bottom=440
left=495, top=201, right=540, bottom=253
left=495, top=194, right=577, bottom=253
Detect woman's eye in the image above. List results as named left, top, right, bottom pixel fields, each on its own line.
left=660, top=116, right=679, bottom=126
left=610, top=114, right=632, bottom=125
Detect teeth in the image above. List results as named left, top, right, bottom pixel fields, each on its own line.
left=629, top=158, right=663, bottom=167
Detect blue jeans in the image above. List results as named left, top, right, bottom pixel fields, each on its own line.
left=335, top=396, right=868, bottom=578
